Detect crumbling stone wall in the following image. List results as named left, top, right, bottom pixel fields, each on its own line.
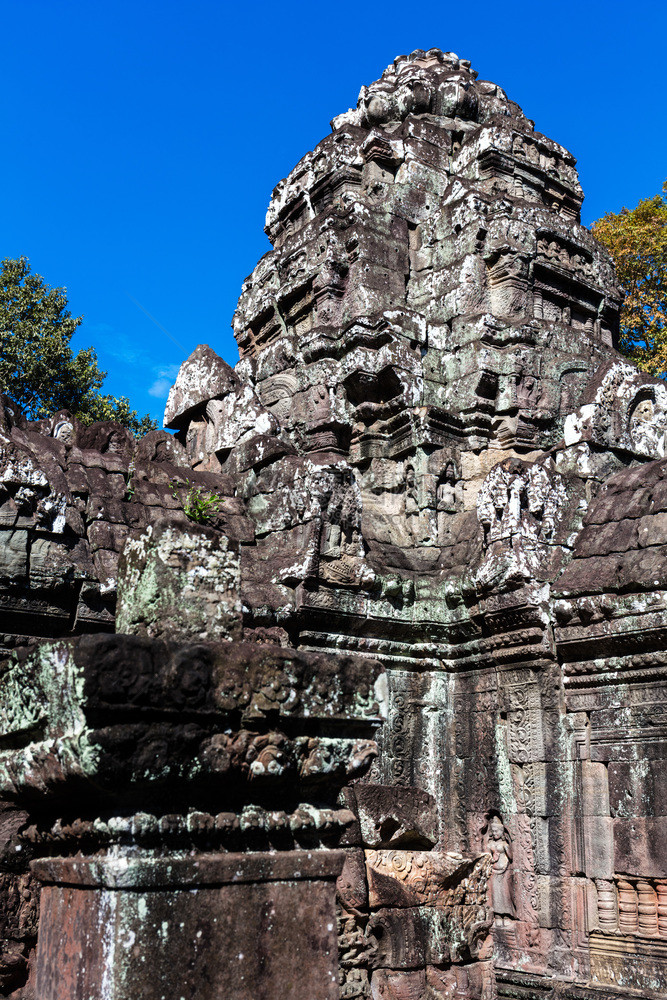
left=0, top=47, right=666, bottom=1000
left=0, top=402, right=252, bottom=660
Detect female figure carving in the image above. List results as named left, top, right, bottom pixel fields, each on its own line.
left=483, top=812, right=516, bottom=923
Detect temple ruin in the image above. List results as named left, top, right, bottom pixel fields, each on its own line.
left=0, top=47, right=666, bottom=999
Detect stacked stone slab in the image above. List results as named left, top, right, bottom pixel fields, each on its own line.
left=0, top=47, right=666, bottom=1000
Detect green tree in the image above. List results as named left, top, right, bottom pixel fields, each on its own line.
left=592, top=182, right=667, bottom=376
left=0, top=255, right=156, bottom=434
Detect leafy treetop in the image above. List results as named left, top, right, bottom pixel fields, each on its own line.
left=0, top=256, right=156, bottom=435
left=592, top=182, right=667, bottom=377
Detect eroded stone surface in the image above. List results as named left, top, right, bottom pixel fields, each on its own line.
left=116, top=516, right=242, bottom=642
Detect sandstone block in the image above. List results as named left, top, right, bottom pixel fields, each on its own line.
left=116, top=516, right=242, bottom=643
left=614, top=818, right=667, bottom=878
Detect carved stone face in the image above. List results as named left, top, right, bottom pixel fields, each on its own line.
left=393, top=67, right=433, bottom=118
left=629, top=395, right=666, bottom=459
left=52, top=420, right=74, bottom=444
left=490, top=817, right=504, bottom=840
left=361, top=67, right=434, bottom=127
left=632, top=398, right=654, bottom=425
left=359, top=65, right=479, bottom=128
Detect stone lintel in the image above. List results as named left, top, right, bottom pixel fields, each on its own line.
left=31, top=849, right=346, bottom=889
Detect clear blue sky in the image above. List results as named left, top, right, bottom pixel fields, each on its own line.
left=1, top=0, right=665, bottom=425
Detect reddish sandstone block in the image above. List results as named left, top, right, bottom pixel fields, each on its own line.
left=614, top=818, right=667, bottom=877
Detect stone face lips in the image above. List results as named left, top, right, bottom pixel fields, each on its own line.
left=2, top=45, right=667, bottom=1000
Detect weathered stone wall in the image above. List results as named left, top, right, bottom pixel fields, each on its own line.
left=0, top=46, right=666, bottom=1000
left=0, top=402, right=253, bottom=659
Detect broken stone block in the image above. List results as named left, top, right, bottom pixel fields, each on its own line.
left=164, top=344, right=239, bottom=430
left=354, top=785, right=438, bottom=848
left=32, top=852, right=344, bottom=1000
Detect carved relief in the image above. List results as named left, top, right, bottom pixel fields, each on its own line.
left=483, top=813, right=516, bottom=924
left=628, top=392, right=667, bottom=457
left=365, top=849, right=488, bottom=908
left=476, top=459, right=568, bottom=591
left=563, top=360, right=667, bottom=459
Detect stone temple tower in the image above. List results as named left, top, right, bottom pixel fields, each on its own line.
left=1, top=49, right=667, bottom=1000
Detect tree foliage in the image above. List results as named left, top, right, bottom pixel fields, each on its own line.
left=0, top=256, right=156, bottom=435
left=592, top=182, right=667, bottom=377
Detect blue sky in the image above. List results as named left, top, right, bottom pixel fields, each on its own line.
left=1, top=0, right=665, bottom=425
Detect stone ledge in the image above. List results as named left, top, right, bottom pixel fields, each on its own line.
left=31, top=848, right=346, bottom=889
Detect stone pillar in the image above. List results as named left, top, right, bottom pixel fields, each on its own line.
left=31, top=851, right=344, bottom=1000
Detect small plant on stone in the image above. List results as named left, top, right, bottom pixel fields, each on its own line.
left=170, top=478, right=223, bottom=525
